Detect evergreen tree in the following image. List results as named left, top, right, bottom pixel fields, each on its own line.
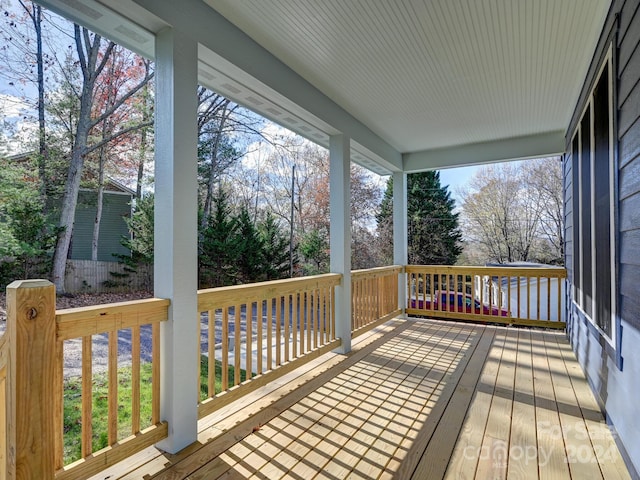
left=0, top=160, right=58, bottom=287
left=199, top=191, right=240, bottom=287
left=112, top=193, right=154, bottom=290
left=259, top=212, right=294, bottom=280
left=235, top=206, right=264, bottom=283
left=300, top=228, right=329, bottom=275
left=376, top=177, right=394, bottom=265
left=377, top=172, right=462, bottom=265
left=122, top=193, right=154, bottom=264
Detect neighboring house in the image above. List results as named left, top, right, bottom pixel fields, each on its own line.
left=564, top=1, right=640, bottom=473
left=69, top=180, right=133, bottom=262
left=7, top=152, right=133, bottom=262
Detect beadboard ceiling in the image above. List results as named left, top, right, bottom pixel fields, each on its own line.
left=204, top=0, right=609, bottom=155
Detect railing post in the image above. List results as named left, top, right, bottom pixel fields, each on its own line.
left=6, top=279, right=57, bottom=479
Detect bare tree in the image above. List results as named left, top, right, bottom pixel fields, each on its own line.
left=523, top=157, right=564, bottom=263
left=52, top=25, right=153, bottom=292
left=0, top=0, right=53, bottom=199
left=459, top=158, right=563, bottom=265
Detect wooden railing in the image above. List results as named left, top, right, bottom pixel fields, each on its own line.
left=0, top=332, right=7, bottom=480
left=406, top=265, right=567, bottom=329
left=351, top=265, right=402, bottom=336
left=196, top=273, right=342, bottom=418
left=1, top=280, right=169, bottom=479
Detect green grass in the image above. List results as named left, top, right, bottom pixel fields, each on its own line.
left=198, top=354, right=247, bottom=401
left=63, top=355, right=245, bottom=465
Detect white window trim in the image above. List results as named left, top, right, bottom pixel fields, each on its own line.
left=571, top=44, right=616, bottom=349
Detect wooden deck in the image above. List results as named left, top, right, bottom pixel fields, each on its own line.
left=88, top=318, right=630, bottom=480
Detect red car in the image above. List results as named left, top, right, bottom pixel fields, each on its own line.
left=410, top=291, right=509, bottom=317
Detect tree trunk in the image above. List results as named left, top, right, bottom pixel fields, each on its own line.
left=52, top=26, right=102, bottom=292
left=136, top=83, right=151, bottom=199
left=91, top=147, right=106, bottom=261
left=201, top=100, right=230, bottom=229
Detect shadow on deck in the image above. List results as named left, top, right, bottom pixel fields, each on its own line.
left=89, top=317, right=630, bottom=480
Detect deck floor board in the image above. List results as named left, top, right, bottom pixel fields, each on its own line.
left=86, top=318, right=630, bottom=480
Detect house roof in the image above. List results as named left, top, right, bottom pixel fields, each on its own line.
left=40, top=0, right=610, bottom=174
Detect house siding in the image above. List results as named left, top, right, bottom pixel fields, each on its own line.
left=70, top=190, right=132, bottom=262
left=564, top=0, right=640, bottom=476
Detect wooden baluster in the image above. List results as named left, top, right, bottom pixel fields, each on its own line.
left=537, top=276, right=542, bottom=320
left=221, top=309, right=229, bottom=391
left=267, top=299, right=273, bottom=370
left=246, top=302, right=253, bottom=380
left=284, top=296, right=290, bottom=363
left=557, top=277, right=563, bottom=323
left=234, top=304, right=241, bottom=386
left=132, top=326, right=141, bottom=434
left=151, top=322, right=160, bottom=424
left=208, top=310, right=215, bottom=397
left=257, top=302, right=263, bottom=375
left=108, top=330, right=118, bottom=445
left=306, top=291, right=312, bottom=352
left=526, top=277, right=531, bottom=320
left=547, top=276, right=552, bottom=321
left=292, top=294, right=298, bottom=359
left=320, top=287, right=326, bottom=345
left=331, top=286, right=336, bottom=341
left=507, top=275, right=512, bottom=319
left=517, top=276, right=521, bottom=320
left=82, top=336, right=93, bottom=457
left=275, top=298, right=282, bottom=366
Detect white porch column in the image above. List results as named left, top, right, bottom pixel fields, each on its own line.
left=393, top=171, right=408, bottom=310
left=330, top=134, right=352, bottom=354
left=154, top=27, right=199, bottom=453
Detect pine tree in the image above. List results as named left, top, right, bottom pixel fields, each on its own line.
left=377, top=172, right=462, bottom=265
left=259, top=212, right=294, bottom=280
left=199, top=191, right=240, bottom=287
left=235, top=206, right=265, bottom=283
left=376, top=177, right=394, bottom=264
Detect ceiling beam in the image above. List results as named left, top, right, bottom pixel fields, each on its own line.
left=402, top=131, right=566, bottom=172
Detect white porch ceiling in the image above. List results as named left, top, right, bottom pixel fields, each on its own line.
left=205, top=0, right=609, bottom=158
left=40, top=0, right=611, bottom=173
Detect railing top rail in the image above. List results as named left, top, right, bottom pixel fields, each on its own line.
left=55, top=298, right=170, bottom=341
left=405, top=265, right=567, bottom=278
left=197, top=273, right=342, bottom=311
left=351, top=265, right=403, bottom=279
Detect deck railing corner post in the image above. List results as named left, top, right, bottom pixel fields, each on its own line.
left=6, top=279, right=57, bottom=479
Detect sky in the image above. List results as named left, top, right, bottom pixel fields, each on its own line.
left=438, top=165, right=479, bottom=205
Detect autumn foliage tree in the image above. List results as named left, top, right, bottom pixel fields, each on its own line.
left=50, top=26, right=153, bottom=292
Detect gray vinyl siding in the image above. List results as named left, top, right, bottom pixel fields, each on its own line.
left=564, top=0, right=640, bottom=476
left=69, top=190, right=132, bottom=262
left=619, top=0, right=640, bottom=334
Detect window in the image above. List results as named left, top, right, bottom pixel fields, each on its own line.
left=570, top=48, right=615, bottom=341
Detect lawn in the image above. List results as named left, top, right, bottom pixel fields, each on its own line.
left=63, top=355, right=245, bottom=464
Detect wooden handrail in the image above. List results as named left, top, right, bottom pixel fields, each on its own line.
left=197, top=273, right=341, bottom=310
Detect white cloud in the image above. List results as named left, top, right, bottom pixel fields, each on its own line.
left=0, top=93, right=29, bottom=118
